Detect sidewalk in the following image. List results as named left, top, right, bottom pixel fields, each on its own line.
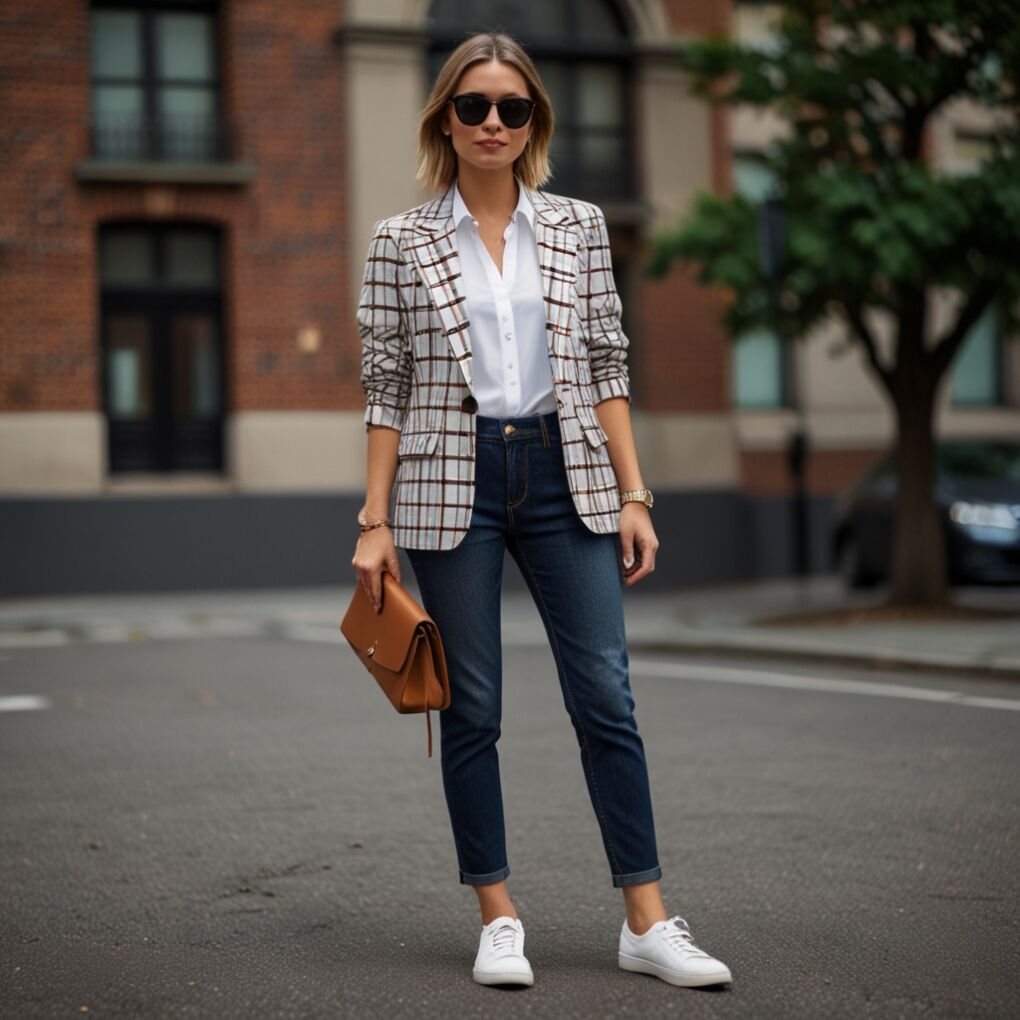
left=616, top=578, right=1020, bottom=680
left=1, top=577, right=1018, bottom=679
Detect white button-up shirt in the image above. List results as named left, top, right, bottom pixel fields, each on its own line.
left=452, top=179, right=558, bottom=418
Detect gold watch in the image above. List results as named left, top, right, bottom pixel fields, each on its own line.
left=619, top=488, right=654, bottom=509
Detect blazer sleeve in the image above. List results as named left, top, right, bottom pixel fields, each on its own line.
left=583, top=206, right=632, bottom=406
left=357, top=219, right=413, bottom=432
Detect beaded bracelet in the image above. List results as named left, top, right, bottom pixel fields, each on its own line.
left=358, top=519, right=392, bottom=533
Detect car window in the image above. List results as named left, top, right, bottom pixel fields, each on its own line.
left=938, top=443, right=1020, bottom=481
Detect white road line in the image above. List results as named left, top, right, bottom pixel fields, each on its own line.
left=0, top=630, right=69, bottom=649
left=283, top=624, right=344, bottom=644
left=0, top=695, right=51, bottom=712
left=200, top=618, right=264, bottom=637
left=628, top=658, right=1020, bottom=712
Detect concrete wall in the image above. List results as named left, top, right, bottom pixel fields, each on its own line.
left=0, top=490, right=835, bottom=597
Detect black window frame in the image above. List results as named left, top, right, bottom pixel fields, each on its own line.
left=730, top=148, right=795, bottom=410
left=950, top=298, right=1006, bottom=409
left=89, top=0, right=228, bottom=163
left=99, top=221, right=227, bottom=473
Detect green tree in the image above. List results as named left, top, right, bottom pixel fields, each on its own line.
left=648, top=0, right=1020, bottom=606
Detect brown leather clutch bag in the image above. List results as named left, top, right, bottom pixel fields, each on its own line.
left=340, top=571, right=450, bottom=757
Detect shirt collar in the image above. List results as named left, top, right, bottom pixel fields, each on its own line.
left=452, top=178, right=535, bottom=230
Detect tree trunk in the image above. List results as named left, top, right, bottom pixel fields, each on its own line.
left=887, top=378, right=950, bottom=606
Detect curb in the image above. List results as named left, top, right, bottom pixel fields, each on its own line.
left=628, top=639, right=1020, bottom=683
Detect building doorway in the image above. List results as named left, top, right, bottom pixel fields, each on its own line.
left=99, top=223, right=225, bottom=472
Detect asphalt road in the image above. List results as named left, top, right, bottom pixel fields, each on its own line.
left=1, top=616, right=1018, bottom=1019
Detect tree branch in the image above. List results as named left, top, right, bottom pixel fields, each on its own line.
left=930, top=277, right=1002, bottom=378
left=842, top=301, right=892, bottom=389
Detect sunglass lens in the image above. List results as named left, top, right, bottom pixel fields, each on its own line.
left=498, top=99, right=533, bottom=128
left=454, top=96, right=489, bottom=125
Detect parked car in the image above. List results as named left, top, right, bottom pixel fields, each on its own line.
left=832, top=439, right=1020, bottom=587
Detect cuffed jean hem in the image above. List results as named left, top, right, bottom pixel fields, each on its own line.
left=459, top=865, right=511, bottom=887
left=612, top=865, right=663, bottom=888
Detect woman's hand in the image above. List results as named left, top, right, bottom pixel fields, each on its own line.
left=352, top=527, right=402, bottom=613
left=618, top=502, right=658, bottom=585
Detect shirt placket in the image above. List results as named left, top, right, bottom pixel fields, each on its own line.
left=473, top=217, right=521, bottom=414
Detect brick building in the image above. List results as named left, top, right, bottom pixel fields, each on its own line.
left=2, top=1, right=1017, bottom=595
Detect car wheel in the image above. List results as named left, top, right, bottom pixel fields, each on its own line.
left=837, top=536, right=876, bottom=589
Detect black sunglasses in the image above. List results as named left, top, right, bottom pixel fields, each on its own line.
left=448, top=94, right=536, bottom=129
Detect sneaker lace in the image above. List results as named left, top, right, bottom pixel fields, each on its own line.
left=661, top=916, right=709, bottom=957
left=491, top=922, right=519, bottom=952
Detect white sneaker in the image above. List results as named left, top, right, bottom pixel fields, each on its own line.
left=472, top=915, right=534, bottom=986
left=618, top=915, right=732, bottom=987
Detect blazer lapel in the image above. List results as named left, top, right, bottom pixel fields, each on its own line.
left=407, top=177, right=578, bottom=396
left=526, top=183, right=578, bottom=355
left=406, top=184, right=475, bottom=391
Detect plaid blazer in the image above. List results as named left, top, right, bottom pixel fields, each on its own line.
left=357, top=176, right=632, bottom=551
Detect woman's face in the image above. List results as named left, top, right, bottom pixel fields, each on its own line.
left=441, top=59, right=534, bottom=175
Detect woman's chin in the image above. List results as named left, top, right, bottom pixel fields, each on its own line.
left=458, top=150, right=520, bottom=173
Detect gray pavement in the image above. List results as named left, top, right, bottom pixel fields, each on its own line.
left=0, top=584, right=1018, bottom=1018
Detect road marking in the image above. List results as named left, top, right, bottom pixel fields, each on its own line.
left=0, top=695, right=51, bottom=712
left=629, top=659, right=1020, bottom=712
left=0, top=618, right=267, bottom=647
left=0, top=630, right=69, bottom=649
left=200, top=618, right=264, bottom=637
left=283, top=624, right=344, bottom=644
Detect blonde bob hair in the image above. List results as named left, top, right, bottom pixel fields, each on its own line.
left=416, top=32, right=554, bottom=193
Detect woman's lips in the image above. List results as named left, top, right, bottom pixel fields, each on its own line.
left=476, top=140, right=506, bottom=149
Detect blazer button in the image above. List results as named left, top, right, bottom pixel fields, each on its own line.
left=461, top=395, right=478, bottom=414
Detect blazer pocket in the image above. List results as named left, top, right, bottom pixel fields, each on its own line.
left=575, top=405, right=610, bottom=448
left=397, top=431, right=440, bottom=459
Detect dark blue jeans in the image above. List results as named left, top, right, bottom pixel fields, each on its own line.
left=404, top=410, right=662, bottom=888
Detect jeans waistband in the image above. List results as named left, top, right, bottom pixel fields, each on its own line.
left=475, top=410, right=561, bottom=444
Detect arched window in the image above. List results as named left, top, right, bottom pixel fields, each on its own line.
left=426, top=0, right=634, bottom=200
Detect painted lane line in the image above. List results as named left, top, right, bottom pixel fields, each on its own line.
left=628, top=658, right=1020, bottom=713
left=0, top=631, right=69, bottom=649
left=0, top=695, right=51, bottom=712
left=283, top=624, right=344, bottom=644
left=200, top=618, right=264, bottom=637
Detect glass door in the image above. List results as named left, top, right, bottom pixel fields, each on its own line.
left=100, top=224, right=224, bottom=472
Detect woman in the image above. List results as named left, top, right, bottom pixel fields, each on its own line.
left=352, top=31, right=732, bottom=991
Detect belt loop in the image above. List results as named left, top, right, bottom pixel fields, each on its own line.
left=538, top=412, right=550, bottom=447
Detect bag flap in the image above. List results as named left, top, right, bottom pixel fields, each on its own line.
left=340, top=572, right=434, bottom=673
